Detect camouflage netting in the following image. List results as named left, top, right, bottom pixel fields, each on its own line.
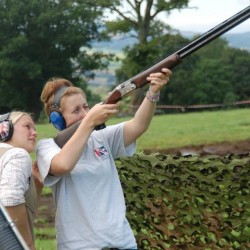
left=116, top=153, right=250, bottom=250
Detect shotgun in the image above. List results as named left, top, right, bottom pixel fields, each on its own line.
left=54, top=5, right=250, bottom=148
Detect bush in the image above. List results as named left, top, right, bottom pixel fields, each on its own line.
left=117, top=153, right=250, bottom=249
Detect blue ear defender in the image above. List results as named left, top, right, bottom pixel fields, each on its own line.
left=49, top=86, right=69, bottom=131
left=0, top=113, right=14, bottom=142
left=49, top=111, right=66, bottom=131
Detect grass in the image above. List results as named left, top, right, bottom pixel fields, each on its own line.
left=106, top=108, right=250, bottom=151
left=34, top=107, right=250, bottom=249
left=34, top=108, right=250, bottom=151
left=35, top=227, right=56, bottom=250
left=35, top=240, right=56, bottom=250
left=31, top=108, right=250, bottom=159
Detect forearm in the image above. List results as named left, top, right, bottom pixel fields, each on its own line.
left=6, top=204, right=35, bottom=249
left=133, top=96, right=156, bottom=130
left=123, top=68, right=172, bottom=147
left=50, top=118, right=94, bottom=175
left=32, top=162, right=44, bottom=204
left=34, top=178, right=43, bottom=204
left=124, top=95, right=156, bottom=146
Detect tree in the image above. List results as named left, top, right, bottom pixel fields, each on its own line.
left=0, top=0, right=110, bottom=119
left=100, top=0, right=190, bottom=106
left=104, top=0, right=189, bottom=43
left=226, top=48, right=250, bottom=101
left=188, top=59, right=236, bottom=104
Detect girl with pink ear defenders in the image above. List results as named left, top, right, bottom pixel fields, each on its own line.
left=0, top=111, right=43, bottom=250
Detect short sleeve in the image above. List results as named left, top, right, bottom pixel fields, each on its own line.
left=100, top=122, right=136, bottom=159
left=36, top=138, right=61, bottom=186
left=0, top=148, right=31, bottom=206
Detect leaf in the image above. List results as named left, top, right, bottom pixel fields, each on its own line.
left=207, top=232, right=216, bottom=242
left=167, top=223, right=175, bottom=231
left=231, top=230, right=241, bottom=237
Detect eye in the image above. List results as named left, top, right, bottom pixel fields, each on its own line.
left=73, top=107, right=80, bottom=114
left=83, top=104, right=89, bottom=110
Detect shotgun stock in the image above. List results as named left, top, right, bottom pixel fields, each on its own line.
left=54, top=5, right=250, bottom=148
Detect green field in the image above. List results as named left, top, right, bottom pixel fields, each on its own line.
left=105, top=108, right=250, bottom=151
left=138, top=108, right=250, bottom=150
left=36, top=108, right=250, bottom=152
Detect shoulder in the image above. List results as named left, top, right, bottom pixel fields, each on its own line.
left=36, top=138, right=61, bottom=159
left=37, top=138, right=59, bottom=151
left=2, top=147, right=31, bottom=162
left=11, top=147, right=30, bottom=156
left=0, top=147, right=32, bottom=178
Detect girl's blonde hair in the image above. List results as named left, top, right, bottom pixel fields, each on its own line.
left=9, top=111, right=33, bottom=124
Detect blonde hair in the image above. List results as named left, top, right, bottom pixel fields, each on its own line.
left=9, top=111, right=33, bottom=125
left=40, top=77, right=86, bottom=117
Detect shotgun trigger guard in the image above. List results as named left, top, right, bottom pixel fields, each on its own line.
left=116, top=81, right=137, bottom=98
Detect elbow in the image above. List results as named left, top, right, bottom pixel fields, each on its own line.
left=51, top=163, right=73, bottom=175
left=137, top=123, right=150, bottom=136
left=50, top=156, right=75, bottom=175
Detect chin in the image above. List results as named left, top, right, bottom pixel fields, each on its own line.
left=27, top=145, right=35, bottom=153
left=26, top=148, right=33, bottom=153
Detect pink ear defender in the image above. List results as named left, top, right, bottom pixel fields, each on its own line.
left=0, top=113, right=13, bottom=142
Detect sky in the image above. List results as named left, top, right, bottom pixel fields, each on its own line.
left=166, top=0, right=250, bottom=34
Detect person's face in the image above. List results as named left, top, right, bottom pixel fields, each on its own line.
left=9, top=115, right=37, bottom=153
left=61, top=93, right=89, bottom=127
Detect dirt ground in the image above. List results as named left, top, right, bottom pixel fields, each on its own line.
left=36, top=138, right=250, bottom=230
left=143, top=138, right=250, bottom=156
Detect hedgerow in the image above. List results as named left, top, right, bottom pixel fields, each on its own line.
left=117, top=153, right=250, bottom=250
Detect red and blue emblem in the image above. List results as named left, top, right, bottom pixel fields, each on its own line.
left=94, top=146, right=109, bottom=158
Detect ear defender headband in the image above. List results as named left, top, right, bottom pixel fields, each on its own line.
left=0, top=113, right=14, bottom=142
left=49, top=86, right=69, bottom=131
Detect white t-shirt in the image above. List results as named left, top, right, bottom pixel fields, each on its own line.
left=0, top=143, right=32, bottom=206
left=36, top=123, right=137, bottom=250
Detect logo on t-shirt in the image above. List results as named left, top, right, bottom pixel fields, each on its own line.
left=94, top=146, right=109, bottom=159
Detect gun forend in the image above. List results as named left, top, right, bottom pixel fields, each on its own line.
left=104, top=53, right=181, bottom=104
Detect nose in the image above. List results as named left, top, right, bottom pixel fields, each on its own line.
left=32, top=129, right=38, bottom=137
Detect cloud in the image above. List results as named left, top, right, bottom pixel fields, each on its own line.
left=166, top=0, right=250, bottom=33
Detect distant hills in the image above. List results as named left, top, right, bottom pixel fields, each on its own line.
left=224, top=32, right=250, bottom=51
left=89, top=31, right=250, bottom=87
left=179, top=31, right=250, bottom=51
left=92, top=31, right=250, bottom=52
